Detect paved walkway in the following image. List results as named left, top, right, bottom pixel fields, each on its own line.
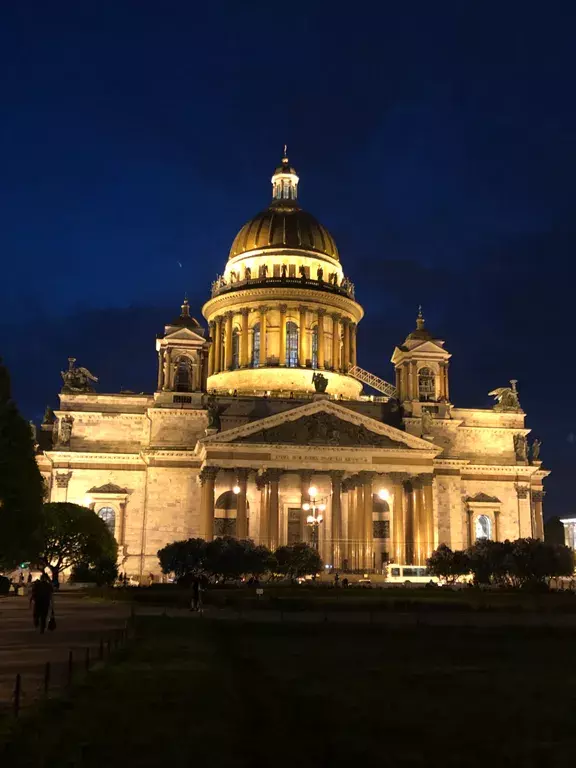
left=0, top=594, right=129, bottom=712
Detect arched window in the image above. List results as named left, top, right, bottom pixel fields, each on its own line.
left=476, top=514, right=492, bottom=540
left=98, top=506, right=116, bottom=535
left=175, top=357, right=192, bottom=392
left=311, top=326, right=318, bottom=369
left=231, top=328, right=240, bottom=370
left=286, top=321, right=299, bottom=367
left=252, top=323, right=260, bottom=367
left=418, top=367, right=435, bottom=401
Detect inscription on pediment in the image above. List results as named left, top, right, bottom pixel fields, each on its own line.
left=231, top=413, right=405, bottom=448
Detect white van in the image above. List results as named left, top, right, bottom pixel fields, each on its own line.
left=385, top=564, right=439, bottom=585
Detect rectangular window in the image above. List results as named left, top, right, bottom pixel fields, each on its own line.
left=373, top=520, right=390, bottom=539
left=173, top=395, right=192, bottom=404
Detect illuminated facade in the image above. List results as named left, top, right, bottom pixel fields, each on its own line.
left=36, top=153, right=549, bottom=580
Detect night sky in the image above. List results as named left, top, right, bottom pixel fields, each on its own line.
left=1, top=2, right=575, bottom=519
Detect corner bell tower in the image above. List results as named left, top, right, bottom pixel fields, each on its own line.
left=155, top=299, right=210, bottom=401
left=391, top=308, right=451, bottom=415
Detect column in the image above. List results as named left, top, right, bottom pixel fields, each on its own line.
left=259, top=306, right=268, bottom=367
left=423, top=477, right=434, bottom=560
left=532, top=491, right=545, bottom=539
left=200, top=467, right=217, bottom=541
left=494, top=509, right=500, bottom=542
left=404, top=480, right=415, bottom=565
left=345, top=479, right=356, bottom=569
left=466, top=508, right=473, bottom=547
left=390, top=475, right=406, bottom=564
left=236, top=469, right=248, bottom=539
left=411, top=361, right=418, bottom=400
left=214, top=317, right=222, bottom=375
left=224, top=312, right=234, bottom=370
left=331, top=313, right=341, bottom=371
left=256, top=475, right=269, bottom=547
left=201, top=348, right=209, bottom=392
left=207, top=323, right=215, bottom=377
left=342, top=318, right=351, bottom=372
left=412, top=478, right=425, bottom=565
left=300, top=470, right=312, bottom=542
left=240, top=309, right=249, bottom=368
left=298, top=306, right=307, bottom=367
left=443, top=363, right=450, bottom=401
left=362, top=473, right=374, bottom=572
left=279, top=304, right=287, bottom=366
left=268, top=469, right=281, bottom=550
left=162, top=349, right=171, bottom=390
left=350, top=323, right=357, bottom=368
left=330, top=471, right=344, bottom=568
left=316, top=309, right=326, bottom=369
left=157, top=350, right=163, bottom=390
left=355, top=482, right=364, bottom=570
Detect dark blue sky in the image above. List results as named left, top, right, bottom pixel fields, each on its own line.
left=1, top=2, right=575, bottom=518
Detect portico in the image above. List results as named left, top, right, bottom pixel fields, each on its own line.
left=196, top=399, right=441, bottom=571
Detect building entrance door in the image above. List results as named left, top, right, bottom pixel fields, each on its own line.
left=287, top=507, right=302, bottom=544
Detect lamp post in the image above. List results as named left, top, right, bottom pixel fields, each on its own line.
left=302, top=485, right=326, bottom=551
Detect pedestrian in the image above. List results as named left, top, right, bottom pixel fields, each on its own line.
left=334, top=573, right=340, bottom=588
left=30, top=574, right=53, bottom=634
left=27, top=572, right=32, bottom=584
left=190, top=577, right=201, bottom=612
left=19, top=571, right=25, bottom=585
left=342, top=577, right=349, bottom=589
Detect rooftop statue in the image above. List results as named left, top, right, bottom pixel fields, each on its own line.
left=489, top=379, right=522, bottom=412
left=312, top=371, right=328, bottom=394
left=61, top=357, right=98, bottom=393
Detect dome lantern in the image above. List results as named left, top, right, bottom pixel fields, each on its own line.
left=271, top=145, right=299, bottom=202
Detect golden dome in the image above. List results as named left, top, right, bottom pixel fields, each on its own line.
left=229, top=201, right=339, bottom=261
left=228, top=150, right=340, bottom=261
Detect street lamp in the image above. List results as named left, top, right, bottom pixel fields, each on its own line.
left=378, top=488, right=390, bottom=501
left=303, top=486, right=326, bottom=550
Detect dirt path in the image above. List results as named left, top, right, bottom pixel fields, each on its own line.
left=0, top=594, right=129, bottom=711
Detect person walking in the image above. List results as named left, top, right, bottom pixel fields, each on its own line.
left=30, top=574, right=53, bottom=634
left=190, top=577, right=201, bottom=612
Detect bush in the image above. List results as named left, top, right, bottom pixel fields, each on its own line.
left=0, top=575, right=10, bottom=594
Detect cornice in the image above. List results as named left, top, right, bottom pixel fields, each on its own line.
left=202, top=287, right=364, bottom=323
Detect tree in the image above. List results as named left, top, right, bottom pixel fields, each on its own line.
left=158, top=538, right=206, bottom=580
left=427, top=544, right=470, bottom=583
left=509, top=538, right=574, bottom=587
left=70, top=556, right=118, bottom=586
left=35, top=502, right=117, bottom=584
left=544, top=516, right=566, bottom=546
left=204, top=537, right=274, bottom=582
left=466, top=539, right=512, bottom=585
left=274, top=543, right=322, bottom=580
left=0, top=357, right=44, bottom=570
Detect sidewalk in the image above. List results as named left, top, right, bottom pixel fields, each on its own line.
left=0, top=594, right=129, bottom=711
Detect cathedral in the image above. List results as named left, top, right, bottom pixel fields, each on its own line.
left=36, top=152, right=548, bottom=580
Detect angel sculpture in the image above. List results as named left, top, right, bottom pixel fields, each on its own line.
left=488, top=379, right=522, bottom=412
left=61, top=358, right=99, bottom=393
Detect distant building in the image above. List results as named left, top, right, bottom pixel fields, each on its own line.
left=560, top=518, right=576, bottom=549
left=36, top=152, right=549, bottom=580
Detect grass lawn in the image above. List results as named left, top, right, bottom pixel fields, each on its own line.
left=2, top=617, right=576, bottom=767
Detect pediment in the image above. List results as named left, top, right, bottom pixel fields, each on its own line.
left=201, top=400, right=440, bottom=453
left=164, top=327, right=206, bottom=343
left=88, top=483, right=128, bottom=494
left=465, top=492, right=501, bottom=504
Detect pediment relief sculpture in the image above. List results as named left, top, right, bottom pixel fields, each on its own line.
left=231, top=413, right=405, bottom=448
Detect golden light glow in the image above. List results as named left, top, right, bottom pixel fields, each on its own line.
left=232, top=485, right=241, bottom=495
left=308, top=486, right=318, bottom=497
left=302, top=503, right=310, bottom=511
left=378, top=489, right=390, bottom=501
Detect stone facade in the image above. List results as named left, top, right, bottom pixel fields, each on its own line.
left=35, top=154, right=549, bottom=580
